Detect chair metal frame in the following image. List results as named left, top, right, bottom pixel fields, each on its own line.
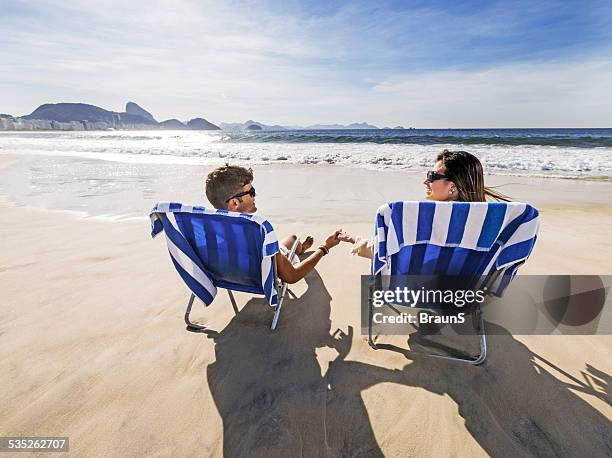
left=184, top=238, right=300, bottom=331
left=366, top=271, right=502, bottom=366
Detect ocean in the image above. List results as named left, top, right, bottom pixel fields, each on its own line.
left=1, top=128, right=611, bottom=179
left=1, top=128, right=611, bottom=218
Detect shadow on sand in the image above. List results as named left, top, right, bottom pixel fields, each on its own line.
left=204, top=269, right=611, bottom=457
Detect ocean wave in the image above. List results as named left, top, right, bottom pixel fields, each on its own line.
left=1, top=130, right=612, bottom=179
left=222, top=130, right=612, bottom=148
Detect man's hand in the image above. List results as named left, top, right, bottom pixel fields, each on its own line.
left=277, top=229, right=343, bottom=284
left=324, top=229, right=343, bottom=250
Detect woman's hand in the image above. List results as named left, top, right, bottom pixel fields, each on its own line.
left=336, top=230, right=356, bottom=244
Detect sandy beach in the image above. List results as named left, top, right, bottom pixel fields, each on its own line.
left=1, top=154, right=611, bottom=456
left=3, top=0, right=612, bottom=453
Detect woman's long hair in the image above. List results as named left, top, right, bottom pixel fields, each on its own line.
left=437, top=150, right=511, bottom=202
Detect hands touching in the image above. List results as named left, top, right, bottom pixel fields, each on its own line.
left=337, top=230, right=356, bottom=245
left=297, top=229, right=356, bottom=258
left=320, top=229, right=358, bottom=254
left=323, top=229, right=343, bottom=251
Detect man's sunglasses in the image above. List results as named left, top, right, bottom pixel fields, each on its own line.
left=426, top=171, right=449, bottom=182
left=226, top=186, right=256, bottom=202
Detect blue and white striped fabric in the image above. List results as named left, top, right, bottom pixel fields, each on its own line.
left=150, top=202, right=280, bottom=307
left=373, top=201, right=540, bottom=296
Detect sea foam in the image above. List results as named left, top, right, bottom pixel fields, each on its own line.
left=1, top=130, right=611, bottom=179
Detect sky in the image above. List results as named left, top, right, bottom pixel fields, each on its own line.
left=1, top=0, right=612, bottom=127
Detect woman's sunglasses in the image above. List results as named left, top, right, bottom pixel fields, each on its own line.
left=226, top=186, right=256, bottom=202
left=426, top=171, right=449, bottom=182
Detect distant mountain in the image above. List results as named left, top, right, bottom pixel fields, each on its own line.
left=159, top=119, right=187, bottom=129
left=1, top=102, right=221, bottom=131
left=5, top=102, right=385, bottom=132
left=220, top=120, right=379, bottom=130
left=306, top=122, right=379, bottom=130
left=187, top=118, right=220, bottom=130
left=116, top=112, right=157, bottom=124
left=220, top=120, right=288, bottom=131
left=126, top=102, right=156, bottom=122
left=303, top=123, right=345, bottom=130
left=22, top=102, right=156, bottom=125
left=351, top=122, right=379, bottom=129
left=24, top=103, right=115, bottom=123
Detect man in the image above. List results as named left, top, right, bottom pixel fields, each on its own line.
left=205, top=164, right=341, bottom=283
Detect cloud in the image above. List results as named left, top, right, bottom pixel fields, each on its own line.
left=368, top=59, right=612, bottom=127
left=1, top=0, right=611, bottom=126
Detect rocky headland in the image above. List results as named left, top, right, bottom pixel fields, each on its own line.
left=0, top=102, right=220, bottom=131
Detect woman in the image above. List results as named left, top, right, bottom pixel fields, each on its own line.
left=339, top=149, right=509, bottom=257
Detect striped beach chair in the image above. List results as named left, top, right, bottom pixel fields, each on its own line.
left=369, top=200, right=540, bottom=365
left=150, top=202, right=298, bottom=330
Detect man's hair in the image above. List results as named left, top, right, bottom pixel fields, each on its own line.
left=205, top=163, right=253, bottom=209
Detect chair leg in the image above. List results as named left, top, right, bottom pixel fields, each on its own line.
left=271, top=288, right=285, bottom=330
left=184, top=293, right=207, bottom=331
left=425, top=316, right=487, bottom=365
left=368, top=282, right=378, bottom=349
left=271, top=272, right=291, bottom=330
left=368, top=300, right=487, bottom=366
left=270, top=238, right=300, bottom=330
